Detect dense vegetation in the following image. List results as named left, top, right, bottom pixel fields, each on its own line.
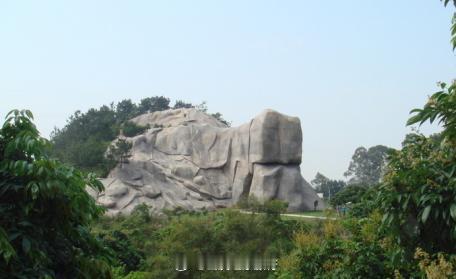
left=50, top=97, right=229, bottom=177
left=275, top=78, right=456, bottom=277
left=92, top=202, right=313, bottom=279
left=344, top=145, right=394, bottom=185
left=0, top=110, right=111, bottom=278
left=311, top=144, right=392, bottom=200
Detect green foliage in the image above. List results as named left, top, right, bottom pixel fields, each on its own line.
left=195, top=101, right=231, bottom=127
left=453, top=13, right=456, bottom=50
left=236, top=196, right=288, bottom=215
left=330, top=184, right=367, bottom=207
left=441, top=0, right=456, bottom=49
left=121, top=271, right=151, bottom=279
left=112, top=266, right=151, bottom=279
left=173, top=100, right=193, bottom=109
left=277, top=213, right=396, bottom=278
left=138, top=96, right=170, bottom=114
left=442, top=0, right=456, bottom=7
left=344, top=145, right=393, bottom=185
left=311, top=172, right=346, bottom=199
left=375, top=41, right=456, bottom=274
left=50, top=97, right=228, bottom=177
left=107, top=139, right=132, bottom=168
left=0, top=109, right=111, bottom=278
left=100, top=230, right=144, bottom=272
left=211, top=112, right=231, bottom=127
left=407, top=81, right=456, bottom=144
left=92, top=204, right=307, bottom=278
left=349, top=185, right=379, bottom=218
left=378, top=133, right=456, bottom=255
left=116, top=99, right=138, bottom=124
left=377, top=79, right=456, bottom=257
left=414, top=248, right=456, bottom=278
left=261, top=199, right=288, bottom=216
left=122, top=122, right=149, bottom=137
left=50, top=105, right=119, bottom=177
left=277, top=7, right=456, bottom=275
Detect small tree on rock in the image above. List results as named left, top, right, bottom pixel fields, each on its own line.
left=107, top=139, right=132, bottom=168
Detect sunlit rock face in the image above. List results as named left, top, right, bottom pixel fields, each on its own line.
left=89, top=108, right=323, bottom=215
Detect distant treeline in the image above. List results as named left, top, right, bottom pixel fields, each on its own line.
left=50, top=96, right=229, bottom=177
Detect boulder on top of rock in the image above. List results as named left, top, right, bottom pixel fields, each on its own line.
left=249, top=109, right=302, bottom=165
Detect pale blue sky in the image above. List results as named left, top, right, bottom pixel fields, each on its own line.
left=1, top=1, right=455, bottom=181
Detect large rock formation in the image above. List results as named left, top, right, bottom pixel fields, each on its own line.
left=90, top=108, right=323, bottom=215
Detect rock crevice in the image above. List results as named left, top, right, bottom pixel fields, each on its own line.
left=92, top=108, right=323, bottom=215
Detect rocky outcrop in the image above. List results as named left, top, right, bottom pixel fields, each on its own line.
left=90, top=108, right=323, bottom=215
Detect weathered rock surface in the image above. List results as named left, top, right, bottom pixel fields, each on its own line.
left=90, top=108, right=323, bottom=215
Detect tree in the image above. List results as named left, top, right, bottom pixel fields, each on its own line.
left=195, top=101, right=208, bottom=112
left=50, top=97, right=229, bottom=177
left=138, top=96, right=170, bottom=114
left=107, top=139, right=132, bottom=168
left=441, top=0, right=456, bottom=49
left=276, top=2, right=456, bottom=277
left=99, top=230, right=144, bottom=273
left=378, top=12, right=456, bottom=254
left=67, top=137, right=111, bottom=172
left=122, top=121, right=149, bottom=137
left=407, top=82, right=456, bottom=144
left=344, top=145, right=393, bottom=186
left=311, top=172, right=346, bottom=199
left=330, top=184, right=367, bottom=207
left=349, top=185, right=379, bottom=218
left=0, top=110, right=111, bottom=278
left=311, top=172, right=329, bottom=188
left=173, top=100, right=194, bottom=109
left=116, top=99, right=138, bottom=124
left=378, top=132, right=456, bottom=255
left=50, top=105, right=118, bottom=176
left=210, top=112, right=231, bottom=127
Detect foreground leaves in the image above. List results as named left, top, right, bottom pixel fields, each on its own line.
left=0, top=110, right=111, bottom=278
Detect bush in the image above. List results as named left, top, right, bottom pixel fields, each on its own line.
left=277, top=213, right=396, bottom=278
left=122, top=122, right=149, bottom=137
left=349, top=185, right=379, bottom=218
left=100, top=230, right=144, bottom=272
left=330, top=184, right=367, bottom=207
left=378, top=133, right=456, bottom=255
left=92, top=204, right=306, bottom=278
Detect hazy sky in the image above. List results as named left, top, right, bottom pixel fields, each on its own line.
left=1, top=1, right=455, bottom=181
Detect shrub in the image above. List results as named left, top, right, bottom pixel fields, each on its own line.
left=330, top=184, right=367, bottom=207
left=277, top=213, right=395, bottom=278
left=122, top=122, right=149, bottom=137
left=378, top=133, right=456, bottom=255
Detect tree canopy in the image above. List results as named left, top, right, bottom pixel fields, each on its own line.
left=330, top=184, right=367, bottom=207
left=50, top=97, right=229, bottom=177
left=0, top=110, right=111, bottom=278
left=344, top=145, right=393, bottom=186
left=311, top=172, right=346, bottom=199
